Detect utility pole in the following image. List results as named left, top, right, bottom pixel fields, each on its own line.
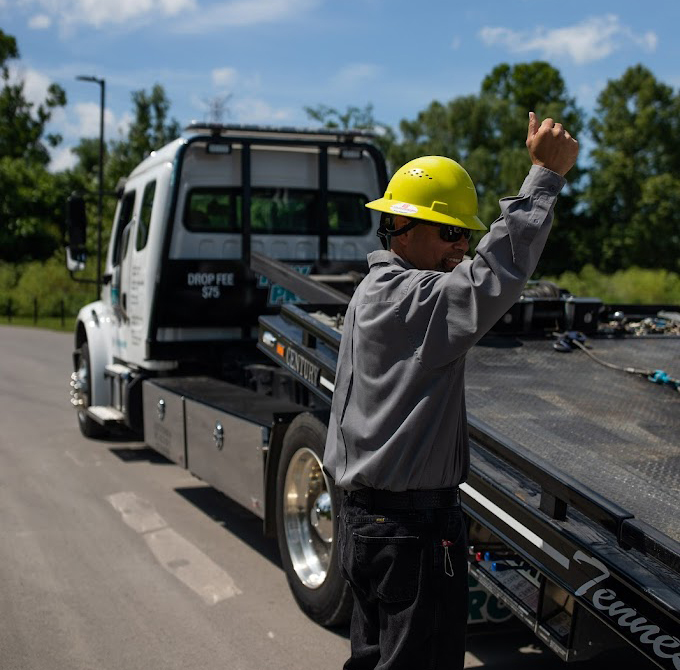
left=76, top=75, right=106, bottom=297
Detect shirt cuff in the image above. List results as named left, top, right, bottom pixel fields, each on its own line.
left=519, top=165, right=566, bottom=197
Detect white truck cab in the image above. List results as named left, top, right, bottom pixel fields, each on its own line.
left=68, top=124, right=387, bottom=432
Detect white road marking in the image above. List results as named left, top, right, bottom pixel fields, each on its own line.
left=64, top=450, right=86, bottom=467
left=65, top=450, right=100, bottom=467
left=107, top=491, right=241, bottom=605
left=145, top=527, right=242, bottom=605
left=107, top=491, right=166, bottom=534
left=460, top=483, right=571, bottom=570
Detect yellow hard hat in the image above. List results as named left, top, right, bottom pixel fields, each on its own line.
left=366, top=156, right=486, bottom=231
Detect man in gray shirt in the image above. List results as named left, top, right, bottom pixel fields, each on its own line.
left=324, top=112, right=579, bottom=669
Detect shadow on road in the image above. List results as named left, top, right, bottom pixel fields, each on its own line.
left=175, top=485, right=282, bottom=568
left=109, top=445, right=174, bottom=464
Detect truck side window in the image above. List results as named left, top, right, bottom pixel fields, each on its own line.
left=183, top=187, right=370, bottom=235
left=112, top=191, right=136, bottom=265
left=136, top=180, right=156, bottom=251
left=121, top=221, right=132, bottom=260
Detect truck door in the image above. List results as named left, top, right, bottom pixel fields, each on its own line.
left=118, top=180, right=156, bottom=359
left=105, top=190, right=136, bottom=360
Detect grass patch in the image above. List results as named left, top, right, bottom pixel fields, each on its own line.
left=543, top=265, right=680, bottom=304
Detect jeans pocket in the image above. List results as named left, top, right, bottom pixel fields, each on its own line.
left=352, top=532, right=423, bottom=603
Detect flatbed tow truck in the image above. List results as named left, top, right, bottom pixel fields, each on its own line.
left=67, top=124, right=679, bottom=668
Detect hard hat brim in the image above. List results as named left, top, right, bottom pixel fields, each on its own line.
left=366, top=198, right=487, bottom=231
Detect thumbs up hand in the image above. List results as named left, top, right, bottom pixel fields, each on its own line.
left=526, top=111, right=579, bottom=176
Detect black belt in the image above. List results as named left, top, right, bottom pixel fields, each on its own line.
left=348, top=487, right=461, bottom=510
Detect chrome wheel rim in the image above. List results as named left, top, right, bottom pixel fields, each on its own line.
left=283, top=447, right=333, bottom=589
left=71, top=353, right=89, bottom=414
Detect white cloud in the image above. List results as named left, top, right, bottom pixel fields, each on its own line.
left=212, top=67, right=238, bottom=89
left=28, top=13, right=51, bottom=28
left=479, top=15, right=658, bottom=65
left=8, top=64, right=52, bottom=106
left=331, top=63, right=381, bottom=89
left=49, top=146, right=78, bottom=172
left=451, top=36, right=461, bottom=50
left=74, top=102, right=117, bottom=137
left=47, top=103, right=133, bottom=172
left=49, top=101, right=131, bottom=143
left=18, top=0, right=197, bottom=30
left=15, top=0, right=318, bottom=33
left=174, top=0, right=320, bottom=34
left=232, top=97, right=293, bottom=124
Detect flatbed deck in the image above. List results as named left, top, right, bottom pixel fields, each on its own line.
left=465, top=335, right=679, bottom=543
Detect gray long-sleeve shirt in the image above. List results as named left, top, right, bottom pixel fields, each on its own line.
left=323, top=165, right=565, bottom=492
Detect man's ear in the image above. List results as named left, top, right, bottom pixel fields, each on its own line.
left=389, top=216, right=419, bottom=255
left=390, top=229, right=411, bottom=254
left=393, top=216, right=413, bottom=237
left=392, top=215, right=409, bottom=231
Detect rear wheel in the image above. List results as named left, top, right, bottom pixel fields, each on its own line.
left=72, top=341, right=107, bottom=439
left=275, top=413, right=352, bottom=627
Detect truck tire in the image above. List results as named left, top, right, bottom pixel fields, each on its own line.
left=275, top=413, right=352, bottom=627
left=74, top=341, right=107, bottom=439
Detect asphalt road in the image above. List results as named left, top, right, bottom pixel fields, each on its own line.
left=0, top=325, right=655, bottom=670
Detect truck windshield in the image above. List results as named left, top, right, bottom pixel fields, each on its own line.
left=183, top=187, right=371, bottom=235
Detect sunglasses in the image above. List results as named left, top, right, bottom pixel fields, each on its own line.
left=414, top=220, right=473, bottom=243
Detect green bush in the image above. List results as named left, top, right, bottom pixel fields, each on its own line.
left=0, top=261, right=19, bottom=294
left=0, top=261, right=20, bottom=316
left=544, top=265, right=680, bottom=304
left=1, top=251, right=95, bottom=317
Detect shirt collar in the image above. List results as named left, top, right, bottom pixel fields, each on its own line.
left=367, top=250, right=415, bottom=270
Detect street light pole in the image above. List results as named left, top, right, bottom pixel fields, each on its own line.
left=76, top=75, right=105, bottom=297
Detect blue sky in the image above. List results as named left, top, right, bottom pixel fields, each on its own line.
left=2, top=0, right=679, bottom=172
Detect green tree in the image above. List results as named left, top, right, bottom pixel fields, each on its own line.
left=0, top=29, right=65, bottom=165
left=304, top=102, right=396, bottom=159
left=0, top=29, right=68, bottom=261
left=305, top=103, right=378, bottom=130
left=68, top=84, right=180, bottom=263
left=393, top=62, right=586, bottom=274
left=587, top=65, right=680, bottom=272
left=67, top=136, right=114, bottom=261
left=70, top=137, right=102, bottom=184
left=106, top=84, right=180, bottom=186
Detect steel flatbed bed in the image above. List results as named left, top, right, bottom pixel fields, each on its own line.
left=465, top=335, right=680, bottom=544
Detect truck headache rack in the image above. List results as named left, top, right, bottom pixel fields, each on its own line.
left=184, top=121, right=378, bottom=141
left=254, top=261, right=680, bottom=668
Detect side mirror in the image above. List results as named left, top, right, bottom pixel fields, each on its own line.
left=66, top=246, right=86, bottom=272
left=66, top=194, right=88, bottom=271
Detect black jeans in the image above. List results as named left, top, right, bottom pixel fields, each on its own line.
left=337, top=493, right=469, bottom=670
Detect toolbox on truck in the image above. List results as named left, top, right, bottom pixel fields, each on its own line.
left=143, top=376, right=307, bottom=518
